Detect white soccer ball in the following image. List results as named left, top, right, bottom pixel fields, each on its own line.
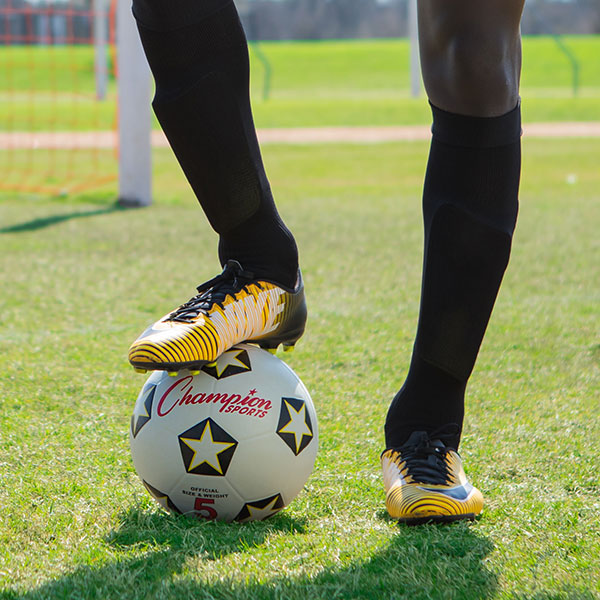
left=129, top=344, right=318, bottom=522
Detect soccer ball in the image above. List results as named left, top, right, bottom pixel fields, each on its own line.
left=129, top=344, right=318, bottom=522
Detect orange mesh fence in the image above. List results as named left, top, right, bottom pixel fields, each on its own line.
left=0, top=0, right=118, bottom=196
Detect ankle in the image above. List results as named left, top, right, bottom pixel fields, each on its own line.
left=384, top=356, right=465, bottom=449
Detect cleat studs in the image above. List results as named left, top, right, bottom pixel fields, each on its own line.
left=189, top=370, right=200, bottom=376
left=133, top=367, right=147, bottom=374
left=283, top=344, right=295, bottom=353
left=258, top=343, right=278, bottom=354
left=206, top=361, right=217, bottom=368
left=167, top=371, right=179, bottom=377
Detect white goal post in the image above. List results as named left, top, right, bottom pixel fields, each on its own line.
left=116, top=0, right=153, bottom=206
left=408, top=0, right=421, bottom=98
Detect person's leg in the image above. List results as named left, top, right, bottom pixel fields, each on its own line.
left=128, top=0, right=306, bottom=374
left=417, top=0, right=523, bottom=117
left=132, top=0, right=297, bottom=286
left=382, top=0, right=524, bottom=523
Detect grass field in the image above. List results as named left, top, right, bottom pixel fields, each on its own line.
left=1, top=135, right=599, bottom=599
left=0, top=36, right=599, bottom=131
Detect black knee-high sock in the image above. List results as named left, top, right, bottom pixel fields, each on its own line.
left=385, top=103, right=521, bottom=450
left=132, top=0, right=298, bottom=287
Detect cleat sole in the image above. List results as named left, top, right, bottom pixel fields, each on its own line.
left=130, top=359, right=212, bottom=373
left=258, top=342, right=279, bottom=354
left=397, top=513, right=478, bottom=526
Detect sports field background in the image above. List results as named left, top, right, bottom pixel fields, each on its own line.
left=0, top=36, right=599, bottom=600
left=0, top=36, right=599, bottom=132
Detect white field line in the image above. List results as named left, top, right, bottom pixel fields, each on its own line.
left=1, top=122, right=600, bottom=150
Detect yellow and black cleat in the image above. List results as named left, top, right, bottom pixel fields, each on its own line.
left=381, top=430, right=483, bottom=525
left=128, top=260, right=307, bottom=373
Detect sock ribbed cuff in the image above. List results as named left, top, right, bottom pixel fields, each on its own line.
left=431, top=102, right=522, bottom=149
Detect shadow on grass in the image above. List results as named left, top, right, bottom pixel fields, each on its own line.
left=0, top=203, right=139, bottom=234
left=511, top=595, right=598, bottom=600
left=1, top=507, right=505, bottom=600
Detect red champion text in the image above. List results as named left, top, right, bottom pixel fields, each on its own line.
left=157, top=376, right=272, bottom=418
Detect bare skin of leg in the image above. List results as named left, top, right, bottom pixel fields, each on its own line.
left=418, top=0, right=526, bottom=117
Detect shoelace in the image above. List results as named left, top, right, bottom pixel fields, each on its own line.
left=168, top=260, right=260, bottom=323
left=397, top=424, right=461, bottom=486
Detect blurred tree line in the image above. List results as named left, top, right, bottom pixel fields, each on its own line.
left=1, top=0, right=599, bottom=43
left=238, top=0, right=600, bottom=39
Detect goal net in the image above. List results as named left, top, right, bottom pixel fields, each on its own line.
left=0, top=0, right=121, bottom=196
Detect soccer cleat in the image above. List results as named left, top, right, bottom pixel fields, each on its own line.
left=381, top=429, right=483, bottom=525
left=128, top=260, right=307, bottom=373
